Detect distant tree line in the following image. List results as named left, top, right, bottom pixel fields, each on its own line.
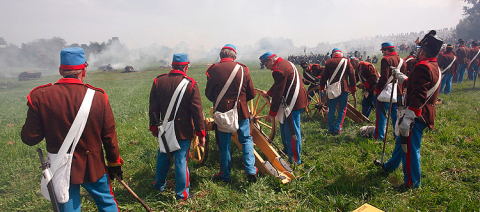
left=456, top=0, right=480, bottom=41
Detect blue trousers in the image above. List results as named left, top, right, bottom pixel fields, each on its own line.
left=374, top=101, right=397, bottom=140
left=279, top=108, right=303, bottom=164
left=456, top=64, right=466, bottom=83
left=154, top=139, right=191, bottom=200
left=384, top=121, right=426, bottom=188
left=361, top=92, right=377, bottom=118
left=327, top=92, right=348, bottom=134
left=217, top=118, right=257, bottom=182
left=59, top=174, right=118, bottom=212
left=440, top=73, right=453, bottom=94
left=471, top=64, right=479, bottom=81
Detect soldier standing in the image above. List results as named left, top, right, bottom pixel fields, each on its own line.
left=454, top=39, right=469, bottom=83
left=351, top=57, right=379, bottom=118
left=375, top=30, right=443, bottom=189
left=149, top=53, right=206, bottom=200
left=373, top=42, right=406, bottom=141
left=467, top=41, right=480, bottom=81
left=438, top=44, right=458, bottom=94
left=205, top=44, right=258, bottom=182
left=318, top=48, right=356, bottom=135
left=259, top=51, right=308, bottom=164
left=21, top=47, right=124, bottom=211
left=404, top=51, right=417, bottom=75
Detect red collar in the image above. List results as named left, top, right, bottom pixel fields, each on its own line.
left=220, top=58, right=234, bottom=62
left=419, top=57, right=437, bottom=63
left=387, top=52, right=398, bottom=56
left=333, top=54, right=343, bottom=58
left=169, top=69, right=186, bottom=76
left=444, top=52, right=454, bottom=55
left=55, top=77, right=84, bottom=85
left=272, top=57, right=284, bottom=70
left=406, top=55, right=414, bottom=59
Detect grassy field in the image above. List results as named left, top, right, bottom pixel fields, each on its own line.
left=1, top=58, right=479, bottom=211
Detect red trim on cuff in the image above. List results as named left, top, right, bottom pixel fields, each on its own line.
left=196, top=129, right=206, bottom=137
left=269, top=110, right=277, bottom=116
left=363, top=81, right=371, bottom=88
left=402, top=78, right=408, bottom=87
left=375, top=88, right=382, bottom=94
left=319, top=86, right=325, bottom=90
left=149, top=125, right=158, bottom=132
left=349, top=86, right=357, bottom=92
left=108, top=157, right=124, bottom=167
left=408, top=107, right=422, bottom=117
left=267, top=90, right=273, bottom=97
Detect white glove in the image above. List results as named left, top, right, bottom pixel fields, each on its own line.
left=397, top=109, right=417, bottom=137
left=392, top=68, right=408, bottom=85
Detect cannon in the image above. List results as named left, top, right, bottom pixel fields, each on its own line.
left=189, top=89, right=296, bottom=184
left=18, top=71, right=41, bottom=81
left=122, top=66, right=137, bottom=73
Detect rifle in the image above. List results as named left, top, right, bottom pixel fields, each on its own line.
left=379, top=80, right=396, bottom=163
left=37, top=148, right=60, bottom=212
left=110, top=172, right=152, bottom=211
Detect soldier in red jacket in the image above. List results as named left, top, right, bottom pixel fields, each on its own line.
left=373, top=42, right=407, bottom=141
left=22, top=47, right=124, bottom=211
left=467, top=41, right=480, bottom=81
left=259, top=51, right=308, bottom=164
left=375, top=30, right=443, bottom=189
left=150, top=53, right=206, bottom=200
left=319, top=48, right=357, bottom=135
left=455, top=39, right=469, bottom=83
left=205, top=44, right=258, bottom=182
left=438, top=44, right=458, bottom=94
left=351, top=57, right=379, bottom=118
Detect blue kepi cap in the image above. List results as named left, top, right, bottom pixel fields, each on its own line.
left=381, top=42, right=394, bottom=50
left=259, top=51, right=276, bottom=62
left=332, top=48, right=342, bottom=54
left=172, top=53, right=189, bottom=65
left=60, top=47, right=86, bottom=70
left=222, top=44, right=236, bottom=53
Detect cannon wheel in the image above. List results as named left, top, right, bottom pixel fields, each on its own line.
left=348, top=92, right=357, bottom=109
left=189, top=130, right=209, bottom=165
left=249, top=89, right=276, bottom=141
left=305, top=87, right=328, bottom=119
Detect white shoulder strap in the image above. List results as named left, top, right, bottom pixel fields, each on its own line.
left=50, top=88, right=95, bottom=174
left=328, top=58, right=347, bottom=85
left=284, top=62, right=300, bottom=113
left=469, top=49, right=480, bottom=66
left=161, top=78, right=189, bottom=130
left=441, top=56, right=457, bottom=74
left=214, top=64, right=241, bottom=110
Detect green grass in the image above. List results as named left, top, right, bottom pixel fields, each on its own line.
left=1, top=60, right=479, bottom=211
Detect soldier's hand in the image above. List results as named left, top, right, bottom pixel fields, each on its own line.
left=259, top=90, right=268, bottom=97
left=265, top=115, right=275, bottom=123
left=151, top=130, right=159, bottom=138
left=198, top=136, right=206, bottom=147
left=108, top=166, right=123, bottom=181
left=357, top=83, right=366, bottom=89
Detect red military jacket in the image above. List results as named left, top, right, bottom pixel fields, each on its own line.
left=405, top=55, right=417, bottom=75
left=375, top=52, right=407, bottom=95
left=356, top=61, right=379, bottom=93
left=319, top=55, right=357, bottom=93
left=467, top=46, right=480, bottom=66
left=21, top=77, right=122, bottom=184
left=266, top=57, right=308, bottom=116
left=456, top=45, right=469, bottom=64
left=437, top=52, right=458, bottom=75
left=205, top=58, right=255, bottom=120
left=149, top=70, right=206, bottom=139
left=403, top=57, right=441, bottom=129
left=303, top=64, right=324, bottom=85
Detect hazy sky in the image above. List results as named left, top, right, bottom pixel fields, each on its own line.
left=1, top=0, right=467, bottom=49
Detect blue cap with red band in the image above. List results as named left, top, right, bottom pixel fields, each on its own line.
left=60, top=47, right=86, bottom=70
left=259, top=51, right=276, bottom=62
left=381, top=42, right=395, bottom=50
left=172, top=53, right=189, bottom=65
left=222, top=44, right=236, bottom=53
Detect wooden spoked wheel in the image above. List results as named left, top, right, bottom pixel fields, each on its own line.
left=249, top=89, right=276, bottom=141
left=189, top=130, right=209, bottom=165
left=305, top=87, right=328, bottom=119
left=348, top=92, right=357, bottom=108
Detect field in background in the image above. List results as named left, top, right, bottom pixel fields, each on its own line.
left=1, top=58, right=479, bottom=211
